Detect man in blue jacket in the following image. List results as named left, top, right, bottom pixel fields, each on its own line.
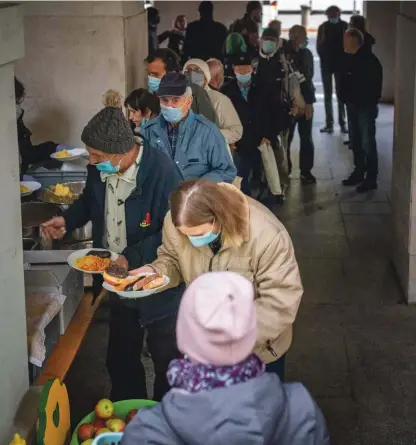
left=141, top=72, right=236, bottom=183
left=41, top=91, right=184, bottom=402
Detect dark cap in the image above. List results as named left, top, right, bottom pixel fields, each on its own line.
left=157, top=73, right=188, bottom=97
left=262, top=27, right=279, bottom=39
left=231, top=52, right=252, bottom=66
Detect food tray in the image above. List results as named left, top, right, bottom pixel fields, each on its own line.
left=29, top=171, right=87, bottom=188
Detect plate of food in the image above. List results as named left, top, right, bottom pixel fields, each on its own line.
left=102, top=265, right=169, bottom=299
left=51, top=148, right=88, bottom=161
left=20, top=181, right=41, bottom=197
left=67, top=248, right=118, bottom=274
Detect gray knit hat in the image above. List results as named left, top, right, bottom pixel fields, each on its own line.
left=81, top=90, right=135, bottom=154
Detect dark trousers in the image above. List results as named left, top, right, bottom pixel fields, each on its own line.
left=106, top=293, right=179, bottom=402
left=265, top=354, right=286, bottom=381
left=288, top=114, right=315, bottom=175
left=233, top=149, right=261, bottom=196
left=348, top=104, right=378, bottom=182
left=321, top=67, right=346, bottom=127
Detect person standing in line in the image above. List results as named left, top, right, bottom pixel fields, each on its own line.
left=268, top=19, right=289, bottom=47
left=206, top=58, right=224, bottom=90
left=349, top=15, right=376, bottom=52
left=339, top=28, right=382, bottom=193
left=286, top=25, right=316, bottom=184
left=124, top=88, right=160, bottom=134
left=147, top=7, right=160, bottom=55
left=183, top=1, right=227, bottom=62
left=158, top=14, right=187, bottom=63
left=223, top=32, right=248, bottom=81
left=317, top=5, right=348, bottom=134
left=130, top=179, right=304, bottom=381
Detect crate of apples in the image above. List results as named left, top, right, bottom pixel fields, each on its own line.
left=71, top=398, right=157, bottom=445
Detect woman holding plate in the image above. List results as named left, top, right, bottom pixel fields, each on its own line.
left=131, top=179, right=304, bottom=381
left=41, top=90, right=184, bottom=401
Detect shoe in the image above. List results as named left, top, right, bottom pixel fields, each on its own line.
left=340, top=125, right=348, bottom=134
left=275, top=194, right=285, bottom=205
left=300, top=172, right=317, bottom=184
left=356, top=180, right=377, bottom=193
left=343, top=140, right=350, bottom=145
left=342, top=172, right=364, bottom=186
left=320, top=126, right=334, bottom=134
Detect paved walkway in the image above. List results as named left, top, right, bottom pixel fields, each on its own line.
left=65, top=98, right=416, bottom=444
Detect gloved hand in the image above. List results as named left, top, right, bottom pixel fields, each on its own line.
left=22, top=175, right=35, bottom=181
left=56, top=145, right=72, bottom=152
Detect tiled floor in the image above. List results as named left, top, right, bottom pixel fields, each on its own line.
left=65, top=104, right=416, bottom=444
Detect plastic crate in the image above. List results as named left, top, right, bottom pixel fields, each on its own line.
left=92, top=432, right=123, bottom=445
left=30, top=170, right=87, bottom=188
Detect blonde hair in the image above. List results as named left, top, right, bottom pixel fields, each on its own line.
left=170, top=180, right=247, bottom=248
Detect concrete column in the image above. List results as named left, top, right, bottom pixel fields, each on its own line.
left=0, top=5, right=30, bottom=443
left=301, top=5, right=311, bottom=29
left=363, top=1, right=400, bottom=102
left=391, top=4, right=416, bottom=302
left=15, top=1, right=148, bottom=148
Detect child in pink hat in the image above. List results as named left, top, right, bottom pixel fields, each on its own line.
left=122, top=272, right=330, bottom=445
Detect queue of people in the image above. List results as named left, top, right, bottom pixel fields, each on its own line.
left=24, top=3, right=387, bottom=443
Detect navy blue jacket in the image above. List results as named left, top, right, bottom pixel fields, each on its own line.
left=63, top=142, right=185, bottom=325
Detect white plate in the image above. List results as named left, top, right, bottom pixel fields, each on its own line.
left=103, top=272, right=170, bottom=299
left=67, top=248, right=118, bottom=274
left=20, top=181, right=41, bottom=197
left=51, top=148, right=88, bottom=161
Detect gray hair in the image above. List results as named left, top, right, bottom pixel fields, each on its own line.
left=345, top=27, right=364, bottom=47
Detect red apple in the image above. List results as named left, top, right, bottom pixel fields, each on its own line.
left=95, top=427, right=111, bottom=436
left=94, top=398, right=114, bottom=420
left=106, top=418, right=125, bottom=432
left=125, top=409, right=138, bottom=424
left=77, top=423, right=95, bottom=442
left=91, top=419, right=106, bottom=430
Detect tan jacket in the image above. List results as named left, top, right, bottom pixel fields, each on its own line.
left=151, top=185, right=303, bottom=363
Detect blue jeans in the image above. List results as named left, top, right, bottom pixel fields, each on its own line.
left=347, top=104, right=378, bottom=182
left=265, top=354, right=286, bottom=381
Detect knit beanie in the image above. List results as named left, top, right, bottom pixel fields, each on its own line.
left=177, top=272, right=257, bottom=366
left=183, top=58, right=212, bottom=85
left=262, top=27, right=279, bottom=39
left=81, top=90, right=135, bottom=154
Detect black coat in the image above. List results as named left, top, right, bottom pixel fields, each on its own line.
left=339, top=48, right=383, bottom=108
left=183, top=18, right=227, bottom=62
left=63, top=141, right=185, bottom=325
left=317, top=20, right=348, bottom=72
left=221, top=79, right=262, bottom=156
left=158, top=30, right=185, bottom=60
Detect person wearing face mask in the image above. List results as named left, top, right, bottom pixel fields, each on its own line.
left=140, top=73, right=236, bottom=183
left=317, top=5, right=348, bottom=134
left=221, top=53, right=261, bottom=196
left=206, top=58, right=224, bottom=90
left=285, top=25, right=316, bottom=184
left=41, top=90, right=185, bottom=402
left=130, top=179, right=304, bottom=381
left=183, top=58, right=243, bottom=152
left=124, top=88, right=160, bottom=136
left=146, top=48, right=217, bottom=124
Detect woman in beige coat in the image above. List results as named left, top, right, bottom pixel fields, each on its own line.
left=132, top=179, right=303, bottom=380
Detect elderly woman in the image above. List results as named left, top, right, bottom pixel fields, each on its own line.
left=183, top=58, right=243, bottom=151
left=132, top=179, right=304, bottom=380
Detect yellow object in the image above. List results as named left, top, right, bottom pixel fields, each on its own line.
left=52, top=183, right=73, bottom=199
left=20, top=185, right=30, bottom=194
left=55, top=150, right=70, bottom=159
left=10, top=433, right=26, bottom=445
left=37, top=378, right=71, bottom=445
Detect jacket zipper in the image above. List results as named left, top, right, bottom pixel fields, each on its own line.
left=266, top=340, right=278, bottom=357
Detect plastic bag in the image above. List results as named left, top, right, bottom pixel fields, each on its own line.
left=257, top=141, right=282, bottom=195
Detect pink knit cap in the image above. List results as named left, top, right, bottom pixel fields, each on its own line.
left=176, top=272, right=257, bottom=366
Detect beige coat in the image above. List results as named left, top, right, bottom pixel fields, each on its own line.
left=150, top=185, right=303, bottom=364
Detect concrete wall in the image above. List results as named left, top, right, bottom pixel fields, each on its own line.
left=364, top=1, right=400, bottom=102
left=15, top=1, right=147, bottom=148
left=0, top=5, right=30, bottom=443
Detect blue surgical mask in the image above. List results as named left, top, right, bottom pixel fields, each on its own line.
left=328, top=17, right=340, bottom=24
left=262, top=40, right=277, bottom=54
left=148, top=76, right=161, bottom=93
left=299, top=38, right=309, bottom=49
left=140, top=118, right=149, bottom=127
left=236, top=72, right=252, bottom=84
left=95, top=156, right=120, bottom=174
left=189, top=71, right=205, bottom=88
left=188, top=221, right=220, bottom=247
left=160, top=103, right=184, bottom=124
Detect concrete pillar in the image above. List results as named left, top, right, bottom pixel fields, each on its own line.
left=391, top=3, right=416, bottom=303
left=0, top=4, right=30, bottom=443
left=363, top=1, right=400, bottom=102
left=301, top=5, right=311, bottom=29
left=15, top=1, right=148, bottom=148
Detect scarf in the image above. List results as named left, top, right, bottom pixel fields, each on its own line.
left=167, top=354, right=265, bottom=393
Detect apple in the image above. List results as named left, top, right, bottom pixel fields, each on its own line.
left=94, top=399, right=114, bottom=420
left=77, top=423, right=95, bottom=442
left=80, top=440, right=94, bottom=445
left=125, top=409, right=138, bottom=424
left=95, top=427, right=111, bottom=436
left=106, top=418, right=125, bottom=432
left=91, top=419, right=106, bottom=430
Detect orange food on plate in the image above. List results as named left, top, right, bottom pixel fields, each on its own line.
left=75, top=255, right=111, bottom=272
